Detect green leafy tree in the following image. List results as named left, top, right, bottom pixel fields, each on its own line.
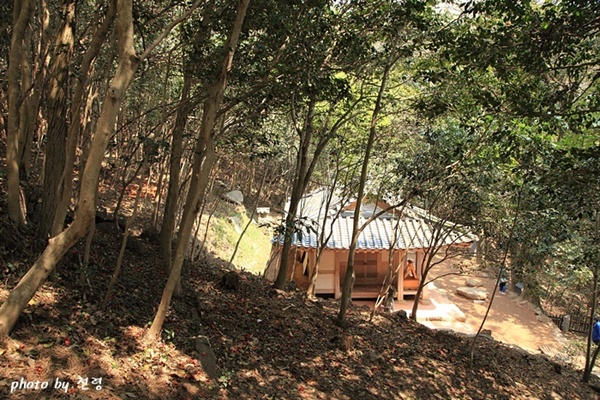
left=413, top=0, right=599, bottom=369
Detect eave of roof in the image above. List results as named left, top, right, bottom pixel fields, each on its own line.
left=273, top=214, right=477, bottom=251
left=275, top=188, right=478, bottom=251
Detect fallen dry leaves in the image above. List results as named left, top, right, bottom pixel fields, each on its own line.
left=1, top=220, right=600, bottom=399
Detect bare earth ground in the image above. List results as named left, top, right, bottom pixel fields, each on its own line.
left=426, top=262, right=567, bottom=354
left=355, top=260, right=569, bottom=355
left=1, top=228, right=600, bottom=400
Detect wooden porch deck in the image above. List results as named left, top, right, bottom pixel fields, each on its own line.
left=352, top=283, right=387, bottom=299
left=352, top=281, right=422, bottom=299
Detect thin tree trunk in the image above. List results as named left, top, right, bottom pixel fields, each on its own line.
left=273, top=99, right=316, bottom=289
left=17, top=25, right=33, bottom=178
left=198, top=196, right=219, bottom=258
left=151, top=151, right=168, bottom=226
left=159, top=71, right=192, bottom=297
left=191, top=173, right=217, bottom=261
left=338, top=62, right=391, bottom=325
left=78, top=83, right=102, bottom=186
left=20, top=0, right=51, bottom=177
left=149, top=46, right=174, bottom=227
left=52, top=0, right=117, bottom=236
left=102, top=164, right=147, bottom=309
left=190, top=209, right=204, bottom=262
left=307, top=167, right=343, bottom=297
left=469, top=189, right=523, bottom=366
left=370, top=210, right=404, bottom=321
left=229, top=165, right=267, bottom=266
left=583, top=266, right=599, bottom=382
left=79, top=215, right=96, bottom=286
left=147, top=0, right=251, bottom=339
left=30, top=0, right=52, bottom=177
left=273, top=90, right=358, bottom=289
left=141, top=165, right=153, bottom=212
left=583, top=212, right=600, bottom=382
left=159, top=70, right=193, bottom=297
left=159, top=0, right=214, bottom=277
left=7, top=0, right=34, bottom=226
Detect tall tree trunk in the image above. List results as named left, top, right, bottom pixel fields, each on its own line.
left=148, top=0, right=251, bottom=339
left=17, top=24, right=33, bottom=179
left=272, top=88, right=358, bottom=290
left=19, top=0, right=48, bottom=180
left=582, top=266, right=599, bottom=382
left=273, top=99, right=315, bottom=289
left=52, top=0, right=117, bottom=236
left=39, top=0, right=76, bottom=239
left=583, top=210, right=600, bottom=382
left=150, top=47, right=176, bottom=227
left=338, top=62, right=391, bottom=325
left=18, top=0, right=52, bottom=179
left=159, top=1, right=213, bottom=291
left=307, top=170, right=342, bottom=297
left=151, top=152, right=168, bottom=226
left=159, top=72, right=192, bottom=296
left=7, top=0, right=34, bottom=226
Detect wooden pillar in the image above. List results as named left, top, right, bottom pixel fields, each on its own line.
left=398, top=251, right=405, bottom=299
left=265, top=245, right=282, bottom=281
left=394, top=250, right=401, bottom=299
left=334, top=251, right=340, bottom=299
left=418, top=250, right=430, bottom=300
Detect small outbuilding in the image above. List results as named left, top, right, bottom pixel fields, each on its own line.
left=265, top=189, right=477, bottom=300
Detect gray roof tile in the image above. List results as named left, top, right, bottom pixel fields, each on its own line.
left=276, top=189, right=478, bottom=251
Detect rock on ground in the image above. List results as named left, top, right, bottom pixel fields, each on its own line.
left=222, top=190, right=244, bottom=205
left=456, top=286, right=488, bottom=300
left=465, top=278, right=483, bottom=287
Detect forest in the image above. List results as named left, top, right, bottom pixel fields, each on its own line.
left=1, top=0, right=599, bottom=398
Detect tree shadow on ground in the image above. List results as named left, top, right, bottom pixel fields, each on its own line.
left=1, top=229, right=600, bottom=399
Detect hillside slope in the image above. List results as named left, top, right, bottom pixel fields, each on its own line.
left=1, top=227, right=600, bottom=399
left=1, top=190, right=599, bottom=399
left=195, top=199, right=273, bottom=275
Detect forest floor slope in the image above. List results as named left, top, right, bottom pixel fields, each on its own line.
left=1, top=220, right=600, bottom=399
left=0, top=157, right=599, bottom=398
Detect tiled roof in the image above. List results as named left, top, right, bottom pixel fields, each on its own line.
left=277, top=189, right=478, bottom=251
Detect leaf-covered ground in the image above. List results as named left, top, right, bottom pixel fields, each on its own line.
left=1, top=214, right=600, bottom=400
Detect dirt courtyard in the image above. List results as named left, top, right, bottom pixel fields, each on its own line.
left=423, top=262, right=568, bottom=354
left=353, top=259, right=572, bottom=356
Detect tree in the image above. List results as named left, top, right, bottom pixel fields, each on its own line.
left=6, top=0, right=34, bottom=226
left=273, top=91, right=362, bottom=289
left=147, top=0, right=251, bottom=339
left=413, top=0, right=600, bottom=366
left=273, top=0, right=378, bottom=289
left=158, top=3, right=216, bottom=297
left=0, top=0, right=202, bottom=338
left=305, top=152, right=354, bottom=298
left=338, top=59, right=393, bottom=324
left=38, top=0, right=77, bottom=239
left=335, top=0, right=439, bottom=323
left=52, top=0, right=117, bottom=237
left=408, top=183, right=479, bottom=321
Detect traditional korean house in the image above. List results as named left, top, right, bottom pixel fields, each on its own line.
left=265, top=188, right=477, bottom=300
